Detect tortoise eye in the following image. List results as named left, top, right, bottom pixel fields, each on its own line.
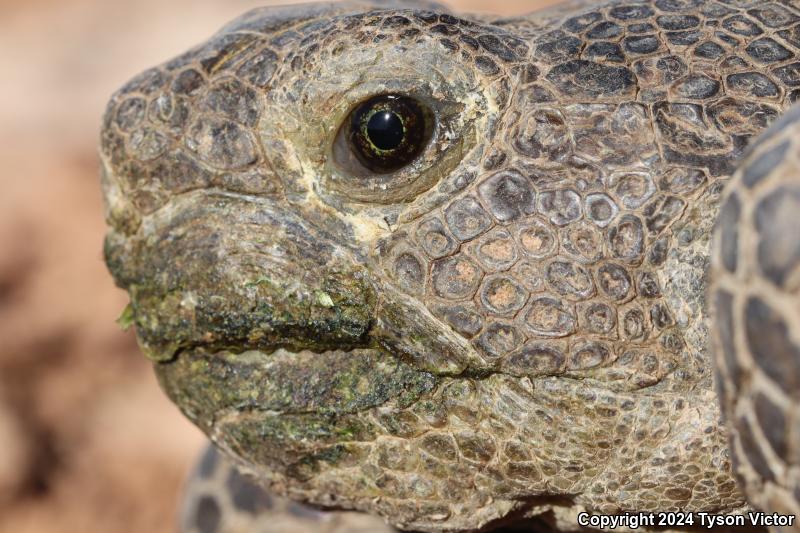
left=346, top=94, right=433, bottom=173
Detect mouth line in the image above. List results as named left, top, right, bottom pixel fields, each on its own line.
left=157, top=328, right=378, bottom=366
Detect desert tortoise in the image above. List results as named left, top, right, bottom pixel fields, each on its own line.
left=99, top=0, right=800, bottom=530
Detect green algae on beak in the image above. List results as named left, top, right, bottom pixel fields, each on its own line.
left=116, top=303, right=135, bottom=331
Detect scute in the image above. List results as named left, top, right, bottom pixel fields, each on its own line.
left=710, top=87, right=800, bottom=522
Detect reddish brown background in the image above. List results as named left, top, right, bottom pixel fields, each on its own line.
left=0, top=1, right=556, bottom=531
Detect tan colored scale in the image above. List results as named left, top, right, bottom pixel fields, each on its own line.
left=99, top=0, right=800, bottom=530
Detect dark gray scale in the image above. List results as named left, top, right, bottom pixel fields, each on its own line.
left=702, top=2, right=736, bottom=19
left=655, top=56, right=688, bottom=84
left=545, top=60, right=637, bottom=97
left=655, top=0, right=704, bottom=11
left=523, top=296, right=576, bottom=337
left=114, top=98, right=146, bottom=131
left=505, top=342, right=567, bottom=375
left=628, top=22, right=655, bottom=33
left=536, top=32, right=583, bottom=63
left=537, top=189, right=582, bottom=226
left=672, top=73, right=721, bottom=99
left=596, top=263, right=632, bottom=301
left=586, top=21, right=623, bottom=40
left=480, top=275, right=527, bottom=314
left=609, top=4, right=655, bottom=20
left=779, top=25, right=800, bottom=49
left=236, top=48, right=279, bottom=87
left=722, top=15, right=764, bottom=37
left=666, top=30, right=702, bottom=46
left=444, top=196, right=492, bottom=240
left=715, top=28, right=741, bottom=48
left=643, top=195, right=686, bottom=235
left=607, top=215, right=644, bottom=262
left=623, top=34, right=661, bottom=54
left=475, top=56, right=501, bottom=76
left=658, top=168, right=707, bottom=195
left=742, top=139, right=790, bottom=188
left=656, top=14, right=700, bottom=31
left=436, top=303, right=484, bottom=337
left=582, top=302, right=617, bottom=334
left=726, top=72, right=780, bottom=98
left=476, top=322, right=522, bottom=358
left=585, top=42, right=626, bottom=62
left=200, top=78, right=261, bottom=127
left=416, top=217, right=457, bottom=259
left=194, top=495, right=222, bottom=533
left=772, top=62, right=800, bottom=86
left=171, top=69, right=205, bottom=96
left=119, top=67, right=169, bottom=95
left=570, top=341, right=611, bottom=370
left=477, top=170, right=536, bottom=222
left=747, top=5, right=800, bottom=29
left=622, top=307, right=648, bottom=341
left=198, top=33, right=264, bottom=74
left=735, top=414, right=776, bottom=482
left=746, top=38, right=793, bottom=64
left=392, top=253, right=425, bottom=295
left=649, top=302, right=674, bottom=330
left=431, top=255, right=483, bottom=299
left=545, top=260, right=595, bottom=300
left=721, top=55, right=748, bottom=70
left=753, top=391, right=789, bottom=462
left=744, top=296, right=800, bottom=399
left=563, top=11, right=603, bottom=33
left=477, top=34, right=525, bottom=62
left=637, top=272, right=661, bottom=298
left=694, top=41, right=726, bottom=60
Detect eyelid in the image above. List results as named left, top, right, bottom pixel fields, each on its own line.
left=253, top=44, right=490, bottom=212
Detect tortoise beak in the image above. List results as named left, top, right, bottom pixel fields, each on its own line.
left=104, top=190, right=375, bottom=363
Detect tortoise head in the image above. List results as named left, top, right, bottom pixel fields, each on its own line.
left=99, top=0, right=787, bottom=529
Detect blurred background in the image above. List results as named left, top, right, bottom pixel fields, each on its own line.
left=0, top=0, right=555, bottom=531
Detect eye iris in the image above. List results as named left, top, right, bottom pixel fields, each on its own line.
left=347, top=94, right=431, bottom=173
left=366, top=111, right=404, bottom=150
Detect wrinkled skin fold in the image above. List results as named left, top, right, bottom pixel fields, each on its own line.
left=100, top=0, right=800, bottom=530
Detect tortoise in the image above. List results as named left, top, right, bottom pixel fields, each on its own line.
left=98, top=0, right=800, bottom=531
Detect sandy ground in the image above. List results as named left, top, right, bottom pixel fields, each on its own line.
left=0, top=1, right=556, bottom=531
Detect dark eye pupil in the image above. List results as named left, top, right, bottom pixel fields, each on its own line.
left=367, top=111, right=404, bottom=150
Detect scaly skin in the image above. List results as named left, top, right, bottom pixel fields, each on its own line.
left=99, top=0, right=800, bottom=531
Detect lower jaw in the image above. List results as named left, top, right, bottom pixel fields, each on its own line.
left=154, top=344, right=438, bottom=437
